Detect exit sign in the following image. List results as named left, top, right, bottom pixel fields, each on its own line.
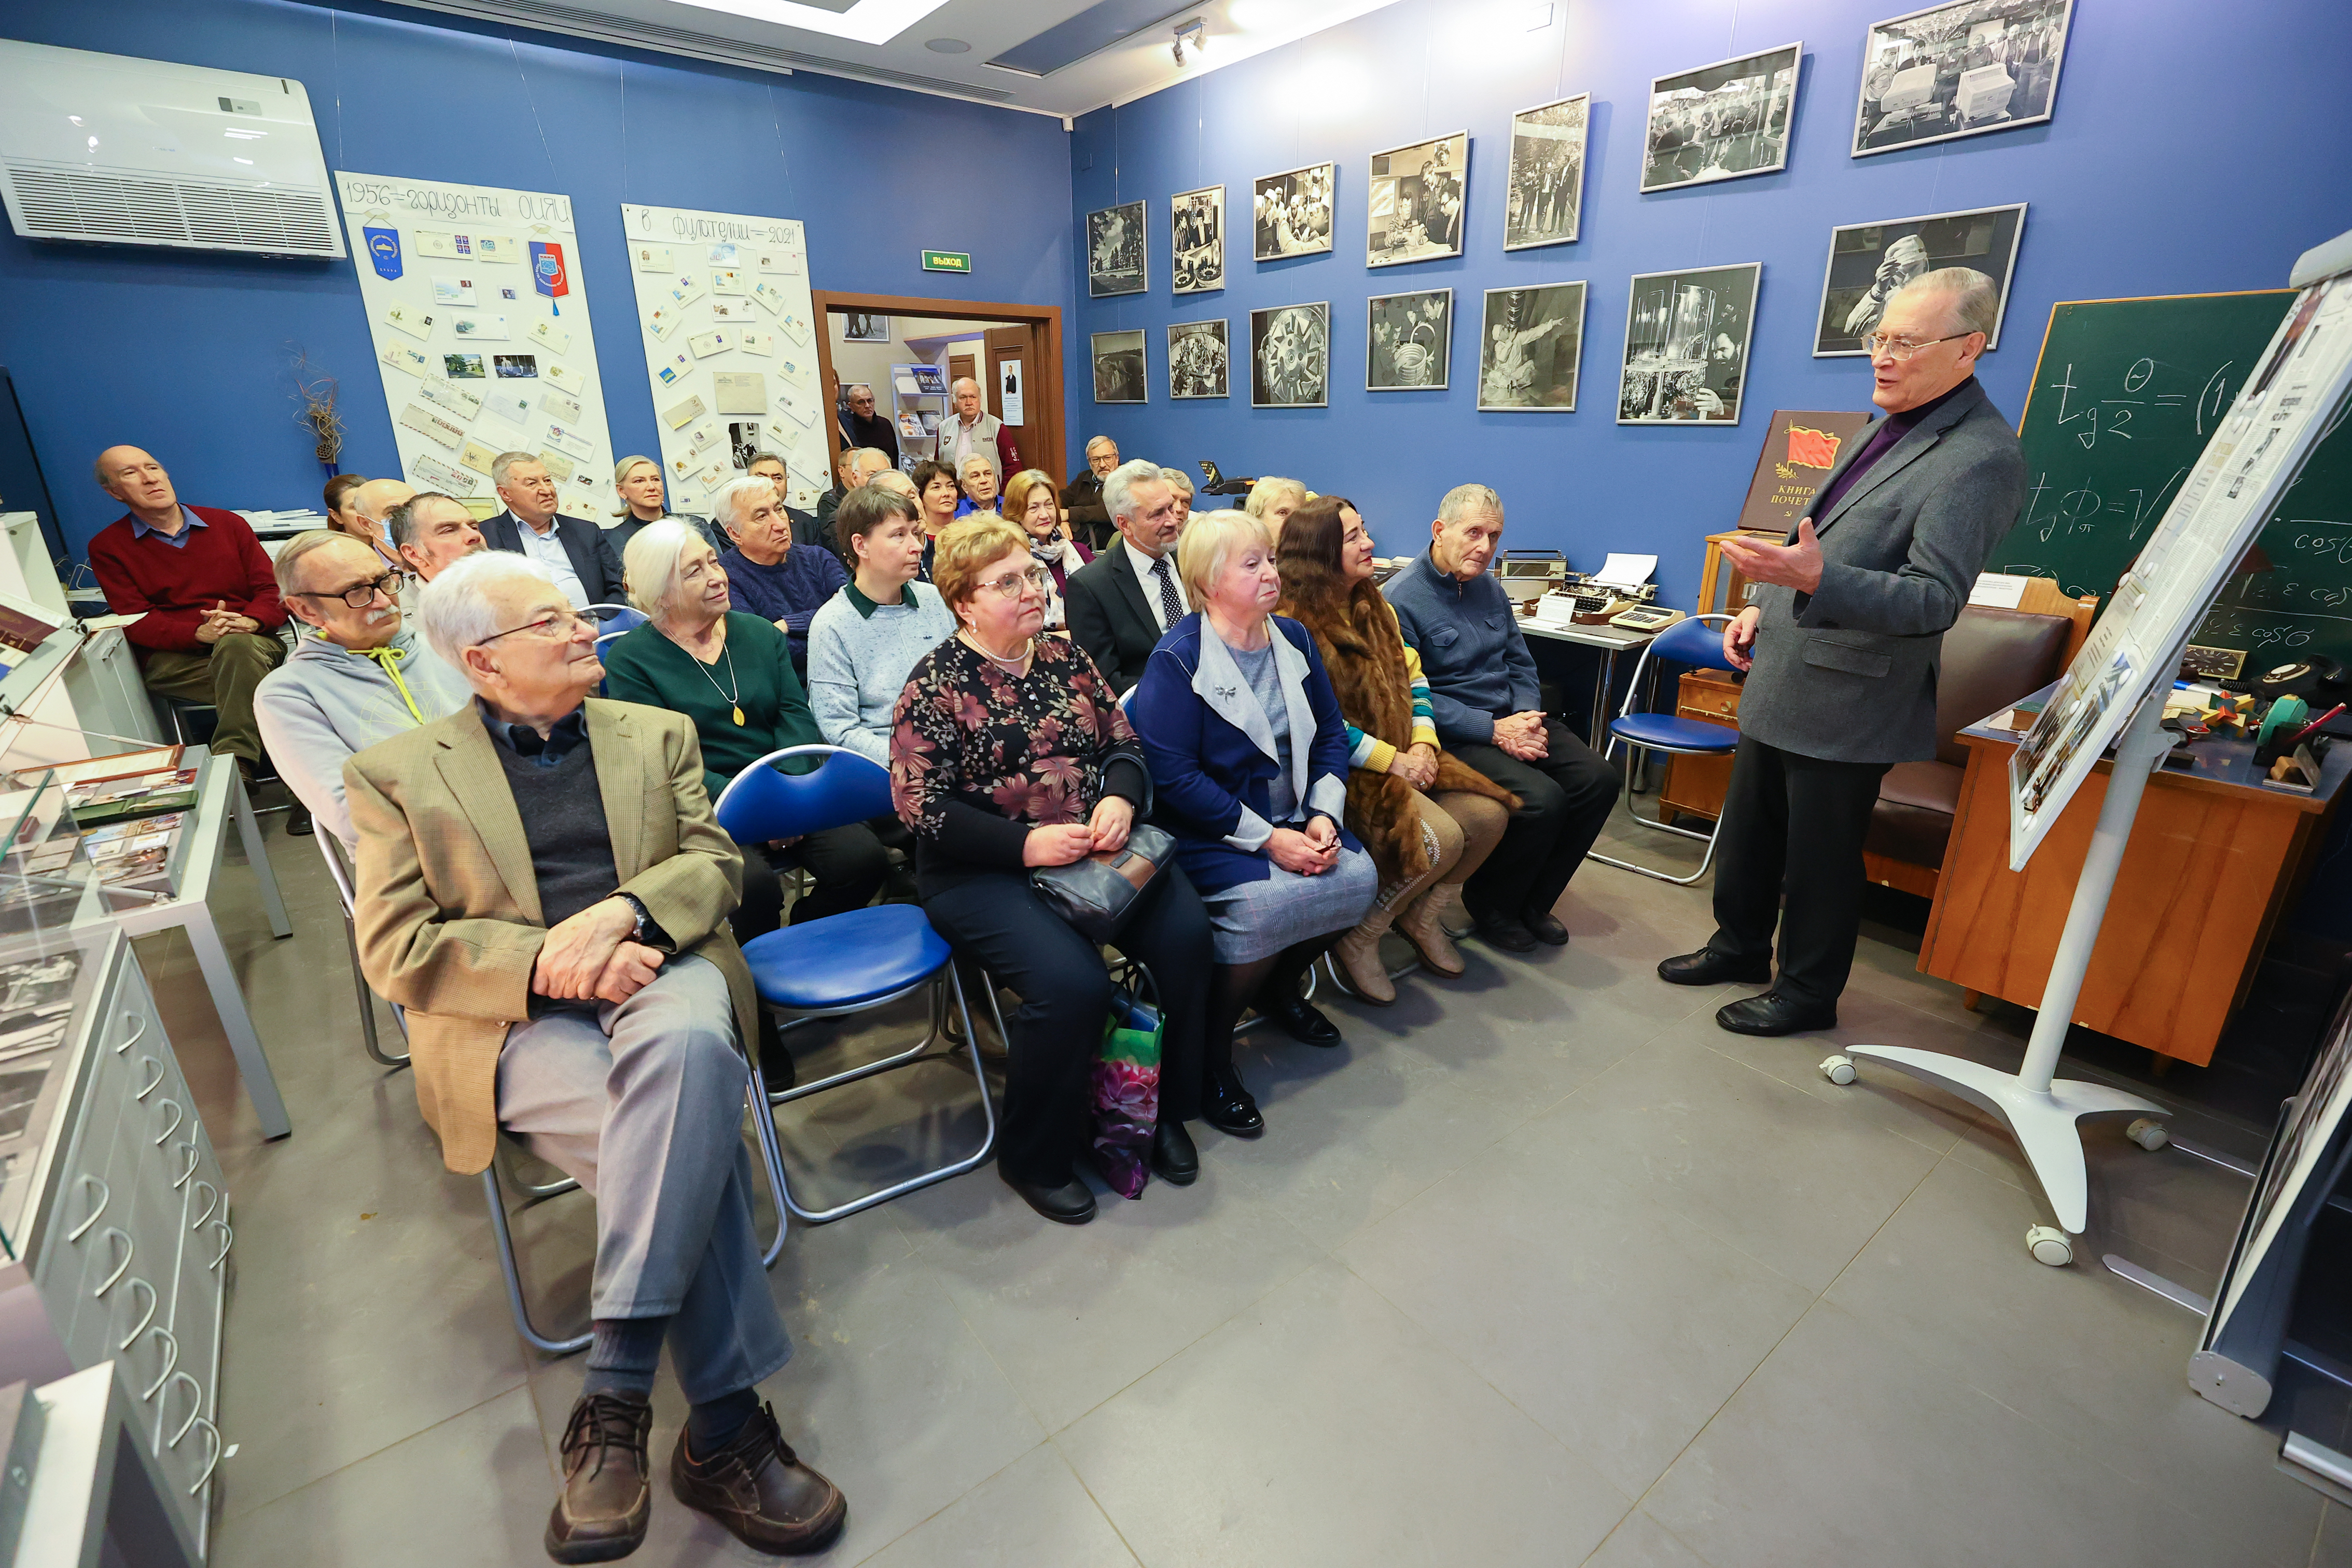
left=921, top=250, right=971, bottom=273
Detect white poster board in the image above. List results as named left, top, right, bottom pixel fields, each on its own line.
left=333, top=173, right=618, bottom=518
left=2007, top=270, right=2352, bottom=867
left=617, top=205, right=825, bottom=513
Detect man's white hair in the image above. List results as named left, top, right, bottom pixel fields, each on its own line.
left=1101, top=457, right=1164, bottom=525
left=417, top=550, right=558, bottom=670
left=952, top=376, right=981, bottom=396
left=711, top=475, right=778, bottom=537
left=1084, top=434, right=1118, bottom=457
left=1437, top=483, right=1503, bottom=527
left=1890, top=267, right=2001, bottom=340
left=622, top=519, right=707, bottom=621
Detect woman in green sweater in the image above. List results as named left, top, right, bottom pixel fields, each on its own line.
left=603, top=520, right=889, bottom=951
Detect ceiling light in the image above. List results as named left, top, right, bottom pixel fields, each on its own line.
left=1172, top=17, right=1206, bottom=66
left=924, top=36, right=969, bottom=53
left=224, top=127, right=268, bottom=139
left=67, top=115, right=82, bottom=126
left=233, top=156, right=253, bottom=164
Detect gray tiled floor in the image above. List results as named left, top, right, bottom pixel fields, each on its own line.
left=143, top=795, right=2351, bottom=1566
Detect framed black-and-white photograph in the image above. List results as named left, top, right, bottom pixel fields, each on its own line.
left=1478, top=284, right=1587, bottom=411
left=1814, top=202, right=2027, bottom=356
left=1250, top=303, right=1329, bottom=409
left=1854, top=0, right=2072, bottom=157
left=842, top=313, right=892, bottom=342
left=1618, top=262, right=1761, bottom=425
left=1171, top=185, right=1225, bottom=295
left=1087, top=200, right=1147, bottom=297
left=1091, top=330, right=1147, bottom=403
left=1640, top=44, right=1801, bottom=193
left=1252, top=163, right=1334, bottom=261
left=1367, top=132, right=1468, bottom=268
left=1168, top=319, right=1230, bottom=399
left=1505, top=94, right=1589, bottom=250
left=1367, top=289, right=1452, bottom=391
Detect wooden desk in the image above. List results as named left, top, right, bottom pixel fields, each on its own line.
left=1919, top=694, right=2352, bottom=1065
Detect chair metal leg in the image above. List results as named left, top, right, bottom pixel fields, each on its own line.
left=481, top=1158, right=591, bottom=1356
left=744, top=1055, right=791, bottom=1269
left=1585, top=740, right=1734, bottom=886
left=343, top=912, right=409, bottom=1069
left=758, top=962, right=999, bottom=1225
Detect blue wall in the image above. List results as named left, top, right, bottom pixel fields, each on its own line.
left=1068, top=0, right=2352, bottom=601
left=0, top=0, right=1074, bottom=558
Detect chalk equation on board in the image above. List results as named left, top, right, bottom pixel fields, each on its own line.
left=2020, top=354, right=2245, bottom=565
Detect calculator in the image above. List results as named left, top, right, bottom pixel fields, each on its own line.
left=1610, top=606, right=1686, bottom=632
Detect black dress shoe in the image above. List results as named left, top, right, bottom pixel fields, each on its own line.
left=671, top=1401, right=848, bottom=1556
left=1716, top=991, right=1838, bottom=1037
left=1474, top=912, right=1539, bottom=953
left=1521, top=908, right=1569, bottom=946
left=284, top=798, right=314, bottom=836
left=1658, top=948, right=1772, bottom=987
left=999, top=1164, right=1096, bottom=1224
left=1262, top=993, right=1343, bottom=1048
left=1201, top=1067, right=1264, bottom=1138
left=1150, top=1120, right=1199, bottom=1185
left=547, top=1392, right=652, bottom=1563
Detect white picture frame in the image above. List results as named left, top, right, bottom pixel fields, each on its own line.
left=1853, top=0, right=2073, bottom=158
left=1639, top=44, right=1802, bottom=194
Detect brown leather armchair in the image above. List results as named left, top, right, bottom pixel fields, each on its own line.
left=1863, top=606, right=2076, bottom=897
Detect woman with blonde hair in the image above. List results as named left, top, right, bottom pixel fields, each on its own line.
left=1243, top=475, right=1308, bottom=541
left=609, top=453, right=719, bottom=556
left=1128, top=509, right=1379, bottom=1136
left=1002, top=469, right=1092, bottom=631
left=1275, top=496, right=1515, bottom=1000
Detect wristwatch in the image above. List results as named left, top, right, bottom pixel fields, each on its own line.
left=617, top=893, right=653, bottom=940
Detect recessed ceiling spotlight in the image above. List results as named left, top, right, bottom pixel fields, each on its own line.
left=924, top=37, right=970, bottom=53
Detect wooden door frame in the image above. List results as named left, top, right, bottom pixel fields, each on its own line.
left=812, top=291, right=1066, bottom=489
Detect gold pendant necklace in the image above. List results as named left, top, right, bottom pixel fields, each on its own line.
left=690, top=632, right=745, bottom=725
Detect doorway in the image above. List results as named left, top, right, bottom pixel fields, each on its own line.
left=813, top=292, right=1066, bottom=494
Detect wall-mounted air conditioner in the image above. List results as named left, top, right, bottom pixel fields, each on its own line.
left=0, top=40, right=344, bottom=259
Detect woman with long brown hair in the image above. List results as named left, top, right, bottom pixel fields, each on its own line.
left=1275, top=495, right=1515, bottom=1001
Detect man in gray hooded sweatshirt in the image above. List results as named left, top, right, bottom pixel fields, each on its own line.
left=255, top=530, right=473, bottom=847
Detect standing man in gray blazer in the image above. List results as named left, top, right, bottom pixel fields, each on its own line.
left=1659, top=268, right=2027, bottom=1035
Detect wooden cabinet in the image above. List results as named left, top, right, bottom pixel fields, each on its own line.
left=1658, top=671, right=1743, bottom=822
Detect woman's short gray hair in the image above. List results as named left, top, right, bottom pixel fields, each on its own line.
left=416, top=550, right=558, bottom=669
left=1891, top=267, right=2001, bottom=340
left=711, top=475, right=778, bottom=537
left=622, top=519, right=709, bottom=620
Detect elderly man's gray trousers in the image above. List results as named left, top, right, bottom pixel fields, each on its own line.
left=493, top=955, right=790, bottom=1404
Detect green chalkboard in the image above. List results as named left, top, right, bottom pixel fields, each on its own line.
left=1998, top=289, right=2352, bottom=673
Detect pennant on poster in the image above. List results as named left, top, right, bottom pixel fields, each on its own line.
left=364, top=223, right=403, bottom=280
left=531, top=240, right=570, bottom=315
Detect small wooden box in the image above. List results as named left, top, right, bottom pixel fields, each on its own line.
left=1658, top=670, right=1744, bottom=823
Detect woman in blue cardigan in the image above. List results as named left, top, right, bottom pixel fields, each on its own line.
left=1128, top=509, right=1379, bottom=1137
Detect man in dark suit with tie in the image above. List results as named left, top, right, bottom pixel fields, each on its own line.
left=480, top=451, right=625, bottom=614
left=1659, top=268, right=2026, bottom=1035
left=1065, top=458, right=1186, bottom=694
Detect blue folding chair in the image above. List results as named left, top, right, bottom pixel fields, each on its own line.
left=1586, top=613, right=1742, bottom=886
left=589, top=603, right=647, bottom=651
left=714, top=744, right=996, bottom=1224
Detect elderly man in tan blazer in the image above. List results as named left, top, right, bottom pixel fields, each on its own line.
left=344, top=550, right=846, bottom=1563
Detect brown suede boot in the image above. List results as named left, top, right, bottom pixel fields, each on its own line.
left=1395, top=887, right=1468, bottom=977
left=1331, top=906, right=1399, bottom=1004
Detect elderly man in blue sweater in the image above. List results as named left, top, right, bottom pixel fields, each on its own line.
left=1386, top=484, right=1620, bottom=952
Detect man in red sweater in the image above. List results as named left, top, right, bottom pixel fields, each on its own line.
left=87, top=446, right=290, bottom=785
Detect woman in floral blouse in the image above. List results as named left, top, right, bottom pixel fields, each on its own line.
left=890, top=517, right=1213, bottom=1226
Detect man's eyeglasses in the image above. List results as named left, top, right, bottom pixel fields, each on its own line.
left=474, top=606, right=598, bottom=646
left=1863, top=330, right=1976, bottom=362
left=976, top=566, right=1051, bottom=599
left=296, top=570, right=411, bottom=608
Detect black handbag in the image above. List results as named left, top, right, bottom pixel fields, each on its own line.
left=1029, top=774, right=1174, bottom=944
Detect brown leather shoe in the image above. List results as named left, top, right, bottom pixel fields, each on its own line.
left=671, top=1402, right=847, bottom=1555
left=546, top=1392, right=653, bottom=1563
